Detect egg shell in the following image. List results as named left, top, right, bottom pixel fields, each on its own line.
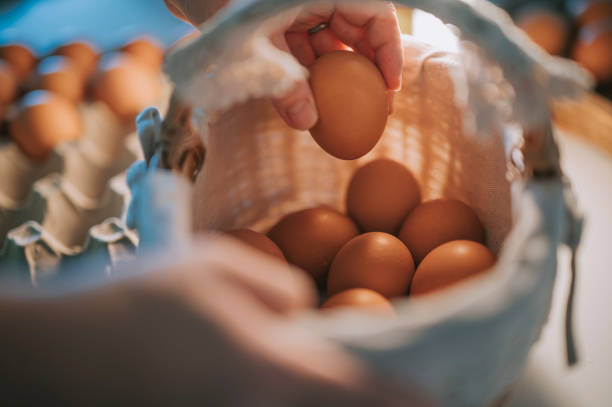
left=226, top=229, right=287, bottom=263
left=309, top=50, right=389, bottom=160
left=346, top=158, right=421, bottom=234
left=410, top=240, right=495, bottom=296
left=573, top=19, right=612, bottom=82
left=515, top=8, right=569, bottom=55
left=571, top=0, right=612, bottom=27
left=327, top=232, right=415, bottom=298
left=322, top=288, right=395, bottom=316
left=398, top=198, right=486, bottom=264
left=121, top=37, right=164, bottom=72
left=268, top=206, right=359, bottom=285
left=34, top=56, right=85, bottom=103
left=10, top=90, right=82, bottom=161
left=91, top=52, right=161, bottom=123
left=54, top=40, right=99, bottom=79
left=0, top=60, right=17, bottom=104
left=0, top=43, right=36, bottom=82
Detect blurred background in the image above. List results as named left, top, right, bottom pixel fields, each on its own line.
left=0, top=0, right=192, bottom=50
left=0, top=0, right=611, bottom=406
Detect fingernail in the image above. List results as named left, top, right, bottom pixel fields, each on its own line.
left=388, top=91, right=395, bottom=115
left=287, top=100, right=318, bottom=130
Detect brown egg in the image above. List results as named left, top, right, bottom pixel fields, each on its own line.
left=54, top=40, right=99, bottom=79
left=322, top=288, right=395, bottom=316
left=268, top=206, right=359, bottom=284
left=410, top=240, right=495, bottom=296
left=573, top=19, right=612, bottom=82
left=309, top=50, right=389, bottom=160
left=33, top=56, right=84, bottom=103
left=0, top=60, right=17, bottom=104
left=346, top=158, right=421, bottom=233
left=121, top=37, right=164, bottom=72
left=515, top=8, right=569, bottom=55
left=327, top=232, right=415, bottom=298
left=570, top=0, right=612, bottom=27
left=91, top=52, right=162, bottom=123
left=0, top=43, right=36, bottom=82
left=398, top=199, right=486, bottom=264
left=226, top=229, right=286, bottom=263
left=10, top=90, right=82, bottom=161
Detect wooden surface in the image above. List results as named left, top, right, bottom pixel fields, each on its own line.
left=554, top=92, right=612, bottom=157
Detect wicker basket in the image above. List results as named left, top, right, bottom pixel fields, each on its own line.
left=128, top=0, right=591, bottom=405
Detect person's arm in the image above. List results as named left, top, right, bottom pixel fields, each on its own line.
left=0, top=288, right=150, bottom=405
left=0, top=237, right=425, bottom=406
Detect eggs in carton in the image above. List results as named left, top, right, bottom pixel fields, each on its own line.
left=0, top=35, right=172, bottom=280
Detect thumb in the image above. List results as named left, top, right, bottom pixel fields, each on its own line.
left=269, top=33, right=319, bottom=130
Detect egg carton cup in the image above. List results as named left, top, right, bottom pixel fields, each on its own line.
left=78, top=101, right=139, bottom=165
left=0, top=109, right=140, bottom=247
left=0, top=170, right=64, bottom=247
left=0, top=69, right=168, bottom=274
left=0, top=141, right=64, bottom=208
left=0, top=167, right=129, bottom=247
left=41, top=176, right=126, bottom=251
left=134, top=1, right=589, bottom=406
left=0, top=217, right=136, bottom=285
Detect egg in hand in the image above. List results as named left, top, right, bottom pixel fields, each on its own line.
left=309, top=51, right=389, bottom=160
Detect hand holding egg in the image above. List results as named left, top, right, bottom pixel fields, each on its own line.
left=272, top=2, right=403, bottom=135
left=165, top=0, right=403, bottom=135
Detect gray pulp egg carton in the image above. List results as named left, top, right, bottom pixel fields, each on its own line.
left=0, top=102, right=143, bottom=281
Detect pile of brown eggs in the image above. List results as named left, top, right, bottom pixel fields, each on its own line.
left=226, top=158, right=495, bottom=316
left=0, top=37, right=164, bottom=162
left=513, top=0, right=612, bottom=87
left=222, top=45, right=495, bottom=316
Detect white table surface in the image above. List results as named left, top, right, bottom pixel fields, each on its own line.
left=507, top=133, right=612, bottom=407
left=2, top=2, right=611, bottom=405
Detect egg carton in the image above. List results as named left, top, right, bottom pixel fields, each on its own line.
left=0, top=217, right=137, bottom=284
left=0, top=102, right=144, bottom=279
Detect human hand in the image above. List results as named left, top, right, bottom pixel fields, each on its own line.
left=270, top=2, right=403, bottom=130
left=1, top=236, right=427, bottom=406
left=165, top=1, right=403, bottom=130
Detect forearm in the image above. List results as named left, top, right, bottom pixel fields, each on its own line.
left=0, top=291, right=139, bottom=405
left=164, top=0, right=232, bottom=25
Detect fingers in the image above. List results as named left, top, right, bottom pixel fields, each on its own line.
left=269, top=33, right=319, bottom=130
left=132, top=234, right=317, bottom=319
left=329, top=13, right=375, bottom=60
left=272, top=79, right=319, bottom=131
left=285, top=31, right=317, bottom=66
left=335, top=2, right=404, bottom=91
left=189, top=236, right=318, bottom=313
left=277, top=2, right=403, bottom=127
left=285, top=28, right=348, bottom=64
left=309, top=29, right=349, bottom=57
